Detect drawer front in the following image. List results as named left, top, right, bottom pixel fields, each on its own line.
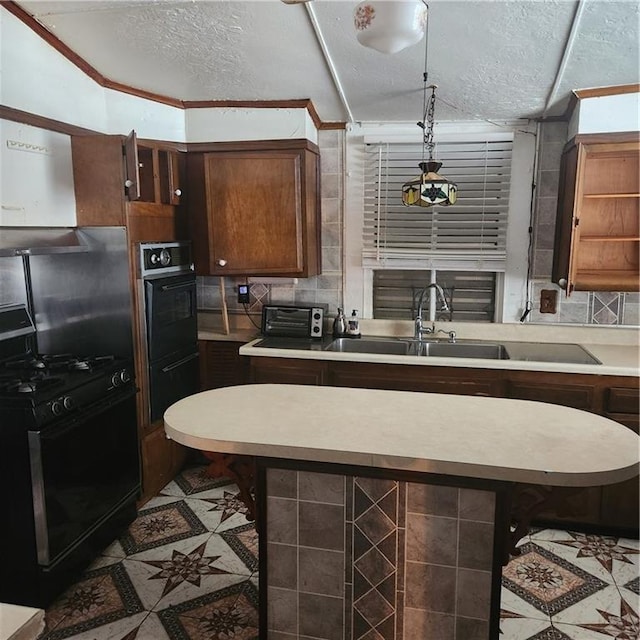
left=606, top=387, right=640, bottom=415
left=507, top=381, right=593, bottom=410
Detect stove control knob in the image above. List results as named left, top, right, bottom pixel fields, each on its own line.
left=51, top=400, right=63, bottom=416
left=111, top=372, right=122, bottom=387
left=120, top=369, right=131, bottom=384
left=63, top=396, right=74, bottom=411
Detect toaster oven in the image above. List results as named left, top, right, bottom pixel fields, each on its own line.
left=261, top=304, right=328, bottom=339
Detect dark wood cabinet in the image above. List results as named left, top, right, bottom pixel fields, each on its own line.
left=72, top=132, right=188, bottom=502
left=552, top=133, right=640, bottom=294
left=72, top=130, right=185, bottom=228
left=329, top=361, right=504, bottom=397
left=248, top=355, right=639, bottom=535
left=506, top=378, right=593, bottom=410
left=140, top=425, right=186, bottom=503
left=250, top=357, right=328, bottom=386
left=186, top=139, right=321, bottom=277
left=199, top=340, right=250, bottom=390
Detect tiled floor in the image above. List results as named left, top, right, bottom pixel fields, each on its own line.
left=35, top=465, right=639, bottom=640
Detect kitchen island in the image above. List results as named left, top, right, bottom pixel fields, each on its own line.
left=164, top=384, right=639, bottom=640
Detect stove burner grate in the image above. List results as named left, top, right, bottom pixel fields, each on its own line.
left=0, top=374, right=65, bottom=395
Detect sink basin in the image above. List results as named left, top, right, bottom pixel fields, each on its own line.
left=418, top=342, right=510, bottom=360
left=324, top=338, right=412, bottom=355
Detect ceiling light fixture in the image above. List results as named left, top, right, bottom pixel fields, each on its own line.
left=354, top=0, right=428, bottom=55
left=401, top=9, right=457, bottom=207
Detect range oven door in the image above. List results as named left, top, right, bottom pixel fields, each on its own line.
left=149, top=348, right=199, bottom=423
left=144, top=273, right=197, bottom=362
left=28, top=388, right=140, bottom=567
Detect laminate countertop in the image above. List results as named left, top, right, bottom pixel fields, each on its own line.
left=164, top=384, right=640, bottom=487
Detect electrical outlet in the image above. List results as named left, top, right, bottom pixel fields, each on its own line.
left=237, top=284, right=250, bottom=304
left=540, top=289, right=558, bottom=314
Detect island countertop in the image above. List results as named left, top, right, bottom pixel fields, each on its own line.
left=164, top=384, right=639, bottom=487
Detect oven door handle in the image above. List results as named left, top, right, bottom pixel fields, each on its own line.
left=160, top=281, right=195, bottom=292
left=161, top=352, right=199, bottom=373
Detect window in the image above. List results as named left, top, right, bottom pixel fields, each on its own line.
left=362, top=136, right=513, bottom=272
left=344, top=123, right=535, bottom=323
left=373, top=270, right=496, bottom=322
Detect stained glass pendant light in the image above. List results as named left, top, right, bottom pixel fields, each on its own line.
left=401, top=12, right=457, bottom=207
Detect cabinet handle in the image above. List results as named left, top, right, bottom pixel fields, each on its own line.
left=216, top=259, right=227, bottom=267
left=174, top=189, right=182, bottom=196
left=558, top=278, right=568, bottom=290
left=124, top=179, right=134, bottom=188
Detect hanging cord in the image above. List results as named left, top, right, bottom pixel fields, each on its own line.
left=519, top=128, right=539, bottom=322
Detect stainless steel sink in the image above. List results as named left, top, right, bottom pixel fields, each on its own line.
left=324, top=337, right=412, bottom=355
left=418, top=341, right=509, bottom=360
left=260, top=335, right=600, bottom=365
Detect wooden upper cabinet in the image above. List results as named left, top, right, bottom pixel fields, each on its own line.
left=187, top=140, right=321, bottom=277
left=72, top=131, right=185, bottom=226
left=552, top=134, right=640, bottom=294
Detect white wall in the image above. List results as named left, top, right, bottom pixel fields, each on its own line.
left=186, top=107, right=318, bottom=144
left=0, top=7, right=318, bottom=226
left=0, top=120, right=76, bottom=226
left=568, top=91, right=640, bottom=139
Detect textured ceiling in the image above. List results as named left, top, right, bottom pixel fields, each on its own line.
left=15, top=0, right=640, bottom=124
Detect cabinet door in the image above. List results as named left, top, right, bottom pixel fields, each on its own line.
left=553, top=137, right=640, bottom=294
left=140, top=425, right=186, bottom=501
left=159, top=149, right=183, bottom=206
left=204, top=151, right=304, bottom=275
left=250, top=357, right=327, bottom=385
left=199, top=341, right=250, bottom=390
left=552, top=144, right=580, bottom=293
left=72, top=134, right=127, bottom=226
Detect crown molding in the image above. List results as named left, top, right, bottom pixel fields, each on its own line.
left=2, top=1, right=346, bottom=129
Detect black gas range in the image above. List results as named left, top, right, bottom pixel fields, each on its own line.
left=0, top=352, right=135, bottom=427
left=0, top=305, right=141, bottom=608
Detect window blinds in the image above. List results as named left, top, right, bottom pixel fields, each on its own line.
left=362, top=137, right=513, bottom=271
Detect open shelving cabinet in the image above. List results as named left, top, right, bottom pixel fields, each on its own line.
left=553, top=135, right=640, bottom=294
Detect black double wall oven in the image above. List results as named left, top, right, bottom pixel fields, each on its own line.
left=140, top=242, right=199, bottom=423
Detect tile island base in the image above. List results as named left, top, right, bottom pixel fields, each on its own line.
left=164, top=384, right=640, bottom=640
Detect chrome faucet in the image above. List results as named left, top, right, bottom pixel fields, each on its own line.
left=414, top=283, right=450, bottom=340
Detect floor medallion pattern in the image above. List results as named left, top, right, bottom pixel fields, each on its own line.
left=503, top=541, right=609, bottom=616
left=157, top=580, right=259, bottom=640
left=120, top=500, right=208, bottom=555
left=33, top=465, right=637, bottom=640
left=40, top=562, right=144, bottom=640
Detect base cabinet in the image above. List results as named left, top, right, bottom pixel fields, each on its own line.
left=199, top=340, right=250, bottom=390
left=250, top=357, right=327, bottom=386
left=249, top=356, right=639, bottom=536
left=140, top=426, right=187, bottom=502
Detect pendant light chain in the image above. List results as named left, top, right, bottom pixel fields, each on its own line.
left=424, top=86, right=436, bottom=163
left=401, top=1, right=458, bottom=207
left=419, top=3, right=430, bottom=163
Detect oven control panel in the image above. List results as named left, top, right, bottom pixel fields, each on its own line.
left=140, top=242, right=194, bottom=277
